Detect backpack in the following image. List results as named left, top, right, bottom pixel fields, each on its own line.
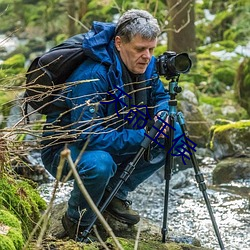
left=24, top=34, right=87, bottom=115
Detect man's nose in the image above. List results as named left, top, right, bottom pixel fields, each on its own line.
left=142, top=49, right=151, bottom=59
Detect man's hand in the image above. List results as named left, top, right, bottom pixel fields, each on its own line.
left=154, top=111, right=169, bottom=138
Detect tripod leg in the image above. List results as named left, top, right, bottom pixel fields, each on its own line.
left=162, top=114, right=175, bottom=243
left=177, top=112, right=225, bottom=250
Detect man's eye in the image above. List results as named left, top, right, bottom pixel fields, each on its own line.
left=136, top=48, right=144, bottom=52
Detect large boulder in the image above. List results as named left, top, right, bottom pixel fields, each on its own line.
left=209, top=119, right=250, bottom=160
left=178, top=83, right=211, bottom=148
left=209, top=119, right=250, bottom=184
left=213, top=157, right=250, bottom=184
left=42, top=201, right=211, bottom=250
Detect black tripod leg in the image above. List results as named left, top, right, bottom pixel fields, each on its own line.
left=162, top=114, right=175, bottom=243
left=177, top=112, right=225, bottom=250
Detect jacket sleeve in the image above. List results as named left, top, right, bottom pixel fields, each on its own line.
left=65, top=61, right=145, bottom=156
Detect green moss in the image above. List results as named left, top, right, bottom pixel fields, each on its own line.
left=7, top=228, right=24, bottom=249
left=0, top=235, right=16, bottom=250
left=1, top=54, right=25, bottom=69
left=213, top=120, right=250, bottom=133
left=0, top=175, right=47, bottom=239
left=105, top=237, right=205, bottom=250
left=0, top=209, right=24, bottom=249
left=209, top=120, right=250, bottom=150
left=199, top=95, right=224, bottom=107
left=213, top=67, right=235, bottom=86
left=0, top=209, right=21, bottom=229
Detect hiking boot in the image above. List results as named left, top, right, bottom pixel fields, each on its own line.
left=105, top=196, right=140, bottom=225
left=61, top=213, right=97, bottom=243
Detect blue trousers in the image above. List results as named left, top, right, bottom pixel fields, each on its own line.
left=41, top=124, right=183, bottom=226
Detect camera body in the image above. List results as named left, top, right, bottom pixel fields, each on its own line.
left=156, top=51, right=192, bottom=79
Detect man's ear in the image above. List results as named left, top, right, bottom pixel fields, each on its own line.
left=115, top=36, right=122, bottom=51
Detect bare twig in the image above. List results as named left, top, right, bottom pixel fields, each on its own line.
left=93, top=225, right=110, bottom=250
left=134, top=220, right=142, bottom=250
left=61, top=147, right=124, bottom=250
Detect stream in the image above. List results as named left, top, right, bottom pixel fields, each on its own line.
left=38, top=155, right=250, bottom=250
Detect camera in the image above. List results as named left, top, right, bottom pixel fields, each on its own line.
left=156, top=51, right=192, bottom=79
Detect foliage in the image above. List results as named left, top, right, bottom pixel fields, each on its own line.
left=234, top=57, right=250, bottom=115
left=197, top=0, right=250, bottom=46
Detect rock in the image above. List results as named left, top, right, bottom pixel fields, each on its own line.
left=209, top=120, right=250, bottom=160
left=43, top=201, right=212, bottom=250
left=213, top=157, right=250, bottom=184
left=179, top=100, right=211, bottom=148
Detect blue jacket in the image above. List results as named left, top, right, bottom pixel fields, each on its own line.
left=44, top=21, right=170, bottom=156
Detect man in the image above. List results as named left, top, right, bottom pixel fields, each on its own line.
left=41, top=9, right=182, bottom=241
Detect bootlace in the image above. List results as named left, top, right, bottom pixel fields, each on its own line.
left=123, top=200, right=132, bottom=208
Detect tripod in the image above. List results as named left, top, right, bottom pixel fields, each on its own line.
left=161, top=77, right=225, bottom=249
left=81, top=111, right=168, bottom=241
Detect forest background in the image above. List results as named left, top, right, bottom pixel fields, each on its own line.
left=0, top=0, right=250, bottom=125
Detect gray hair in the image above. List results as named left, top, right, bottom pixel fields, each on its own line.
left=115, top=9, right=160, bottom=43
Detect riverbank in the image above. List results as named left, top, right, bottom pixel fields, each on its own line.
left=38, top=156, right=250, bottom=250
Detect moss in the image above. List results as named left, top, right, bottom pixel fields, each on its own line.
left=105, top=237, right=207, bottom=250
left=213, top=67, right=235, bottom=86
left=209, top=120, right=250, bottom=151
left=0, top=174, right=47, bottom=239
left=1, top=54, right=25, bottom=69
left=212, top=120, right=250, bottom=133
left=7, top=228, right=24, bottom=249
left=199, top=95, right=224, bottom=107
left=0, top=209, right=21, bottom=229
left=0, top=235, right=16, bottom=250
left=0, top=209, right=24, bottom=249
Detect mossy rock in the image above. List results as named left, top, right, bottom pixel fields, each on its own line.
left=106, top=237, right=210, bottom=250
left=0, top=174, right=47, bottom=239
left=209, top=120, right=250, bottom=160
left=0, top=209, right=24, bottom=250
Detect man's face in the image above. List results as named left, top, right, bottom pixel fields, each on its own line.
left=115, top=35, right=157, bottom=74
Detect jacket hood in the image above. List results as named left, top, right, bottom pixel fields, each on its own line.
left=82, top=21, right=116, bottom=65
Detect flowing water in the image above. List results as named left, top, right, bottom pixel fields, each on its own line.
left=38, top=156, right=250, bottom=250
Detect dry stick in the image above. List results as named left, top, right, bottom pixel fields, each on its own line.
left=134, top=217, right=142, bottom=250
left=22, top=154, right=65, bottom=249
left=93, top=225, right=109, bottom=250
left=62, top=148, right=124, bottom=250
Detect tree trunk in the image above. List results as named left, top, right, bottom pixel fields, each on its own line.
left=67, top=0, right=76, bottom=36
left=167, top=0, right=196, bottom=62
left=78, top=0, right=88, bottom=20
